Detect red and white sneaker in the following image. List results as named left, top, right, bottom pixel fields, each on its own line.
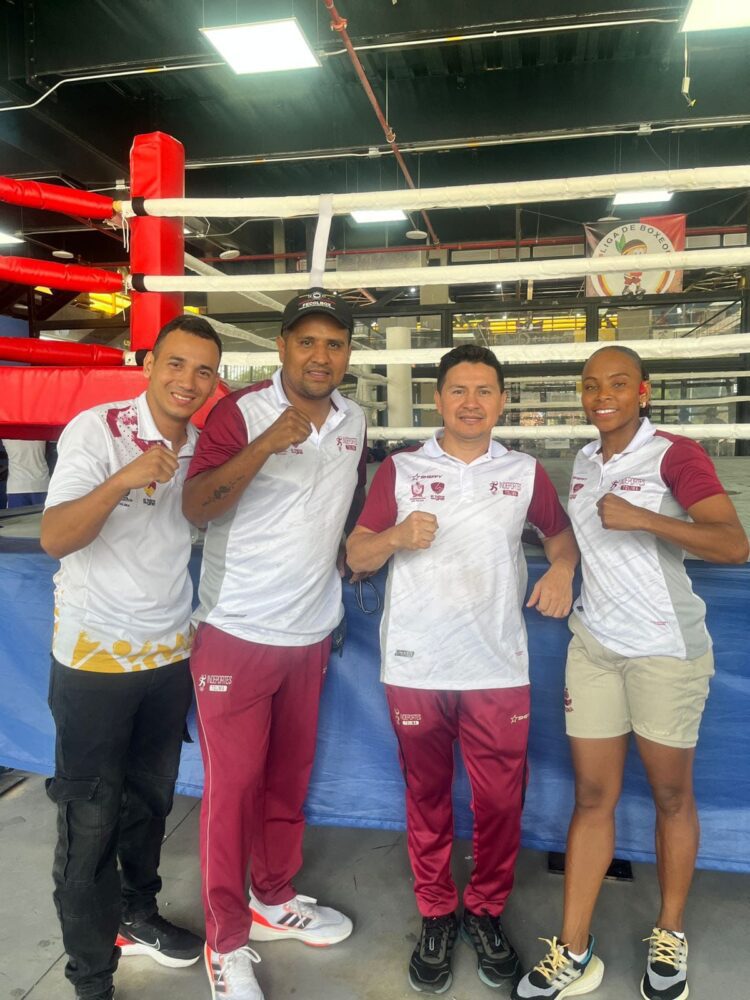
left=204, top=942, right=264, bottom=1000
left=248, top=892, right=353, bottom=947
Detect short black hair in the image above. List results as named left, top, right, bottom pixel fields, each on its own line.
left=151, top=314, right=223, bottom=358
left=584, top=345, right=650, bottom=415
left=437, top=344, right=505, bottom=392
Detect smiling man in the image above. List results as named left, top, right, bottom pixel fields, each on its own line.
left=347, top=344, right=579, bottom=996
left=181, top=289, right=366, bottom=1000
left=40, top=315, right=222, bottom=1000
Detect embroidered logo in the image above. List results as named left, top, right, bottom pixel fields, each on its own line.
left=611, top=476, right=645, bottom=493
left=394, top=708, right=421, bottom=727
left=570, top=481, right=585, bottom=500
left=336, top=435, right=358, bottom=452
left=395, top=649, right=415, bottom=658
left=491, top=481, right=522, bottom=497
left=203, top=674, right=233, bottom=693
left=410, top=482, right=425, bottom=499
left=430, top=481, right=445, bottom=494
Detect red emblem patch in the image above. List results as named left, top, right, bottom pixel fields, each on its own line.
left=431, top=482, right=445, bottom=494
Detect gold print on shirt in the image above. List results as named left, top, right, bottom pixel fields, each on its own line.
left=69, top=631, right=188, bottom=673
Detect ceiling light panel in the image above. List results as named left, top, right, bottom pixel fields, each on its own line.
left=613, top=189, right=673, bottom=206
left=682, top=0, right=750, bottom=32
left=351, top=209, right=407, bottom=223
left=201, top=19, right=320, bottom=74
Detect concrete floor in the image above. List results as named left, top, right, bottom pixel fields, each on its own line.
left=1, top=775, right=748, bottom=1000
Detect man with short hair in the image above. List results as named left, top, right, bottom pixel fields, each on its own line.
left=347, top=344, right=579, bottom=995
left=182, top=289, right=367, bottom=1000
left=41, top=314, right=223, bottom=1000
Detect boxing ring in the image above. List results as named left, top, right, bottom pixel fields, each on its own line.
left=0, top=136, right=749, bottom=871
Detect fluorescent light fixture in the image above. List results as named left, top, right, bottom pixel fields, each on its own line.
left=201, top=18, right=320, bottom=75
left=52, top=249, right=75, bottom=259
left=682, top=0, right=750, bottom=32
left=613, top=189, right=673, bottom=206
left=219, top=248, right=241, bottom=260
left=0, top=230, right=23, bottom=245
left=351, top=209, right=407, bottom=224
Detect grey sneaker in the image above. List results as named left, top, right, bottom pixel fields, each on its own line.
left=640, top=928, right=688, bottom=1000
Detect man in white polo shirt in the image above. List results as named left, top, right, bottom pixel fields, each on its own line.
left=347, top=344, right=579, bottom=996
left=41, top=315, right=222, bottom=1000
left=182, top=289, right=366, bottom=1000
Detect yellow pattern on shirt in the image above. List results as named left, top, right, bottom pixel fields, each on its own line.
left=69, top=630, right=191, bottom=673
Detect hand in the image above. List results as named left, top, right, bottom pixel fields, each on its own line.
left=114, top=445, right=179, bottom=492
left=257, top=407, right=313, bottom=455
left=596, top=492, right=648, bottom=532
left=526, top=561, right=574, bottom=618
left=394, top=511, right=438, bottom=551
left=337, top=540, right=373, bottom=583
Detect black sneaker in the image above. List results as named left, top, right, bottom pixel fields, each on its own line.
left=408, top=913, right=458, bottom=994
left=116, top=912, right=203, bottom=968
left=512, top=935, right=604, bottom=999
left=75, top=989, right=114, bottom=1000
left=462, top=909, right=520, bottom=987
left=640, top=928, right=688, bottom=1000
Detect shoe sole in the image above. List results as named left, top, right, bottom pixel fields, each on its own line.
left=640, top=977, right=688, bottom=1000
left=248, top=920, right=353, bottom=947
left=556, top=955, right=605, bottom=998
left=459, top=925, right=520, bottom=988
left=408, top=970, right=453, bottom=994
left=115, top=939, right=200, bottom=968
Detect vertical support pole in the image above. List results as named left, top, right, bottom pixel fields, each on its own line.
left=129, top=132, right=185, bottom=352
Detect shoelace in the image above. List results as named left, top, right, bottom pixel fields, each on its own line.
left=644, top=929, right=684, bottom=969
left=285, top=894, right=319, bottom=921
left=421, top=916, right=453, bottom=959
left=533, top=937, right=570, bottom=981
left=219, top=945, right=261, bottom=988
left=473, top=914, right=508, bottom=955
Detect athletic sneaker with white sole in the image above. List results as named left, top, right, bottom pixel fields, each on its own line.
left=512, top=935, right=604, bottom=999
left=116, top=911, right=203, bottom=967
left=248, top=892, right=353, bottom=946
left=204, top=943, right=264, bottom=1000
left=640, top=928, right=689, bottom=1000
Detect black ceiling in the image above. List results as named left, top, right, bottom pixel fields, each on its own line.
left=1, top=1, right=749, bottom=286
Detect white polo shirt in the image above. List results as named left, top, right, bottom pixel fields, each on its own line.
left=46, top=393, right=197, bottom=673
left=188, top=369, right=367, bottom=646
left=2, top=439, right=50, bottom=494
left=357, top=435, right=570, bottom=690
left=568, top=418, right=725, bottom=660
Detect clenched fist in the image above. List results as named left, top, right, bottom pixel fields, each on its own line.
left=115, top=445, right=179, bottom=492
left=258, top=407, right=313, bottom=455
left=395, top=511, right=439, bottom=551
left=597, top=492, right=648, bottom=532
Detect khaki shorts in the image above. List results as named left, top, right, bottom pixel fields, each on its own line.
left=564, top=616, right=714, bottom=749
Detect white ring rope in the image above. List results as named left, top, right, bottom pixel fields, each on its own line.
left=366, top=424, right=749, bottom=441
left=119, top=164, right=750, bottom=220
left=129, top=247, right=750, bottom=295
left=218, top=332, right=750, bottom=369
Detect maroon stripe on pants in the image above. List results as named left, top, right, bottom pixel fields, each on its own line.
left=191, top=622, right=330, bottom=954
left=385, top=684, right=530, bottom=917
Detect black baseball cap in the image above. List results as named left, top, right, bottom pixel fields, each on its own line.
left=281, top=288, right=354, bottom=334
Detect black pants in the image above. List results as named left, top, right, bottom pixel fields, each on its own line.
left=47, top=657, right=193, bottom=997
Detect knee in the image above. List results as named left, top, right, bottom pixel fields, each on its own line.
left=573, top=777, right=619, bottom=815
left=651, top=783, right=694, bottom=819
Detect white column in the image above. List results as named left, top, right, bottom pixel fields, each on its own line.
left=386, top=325, right=413, bottom=428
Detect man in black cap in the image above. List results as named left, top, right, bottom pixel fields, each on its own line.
left=182, top=289, right=367, bottom=1000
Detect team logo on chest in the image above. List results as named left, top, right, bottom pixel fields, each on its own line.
left=411, top=481, right=425, bottom=499
left=569, top=478, right=586, bottom=500
left=430, top=481, right=446, bottom=500
left=336, top=435, right=358, bottom=452
left=490, top=480, right=521, bottom=497
left=609, top=477, right=645, bottom=493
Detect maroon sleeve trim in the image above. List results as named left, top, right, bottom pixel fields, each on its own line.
left=357, top=456, right=398, bottom=533
left=657, top=432, right=726, bottom=511
left=527, top=461, right=571, bottom=538
left=187, top=393, right=248, bottom=480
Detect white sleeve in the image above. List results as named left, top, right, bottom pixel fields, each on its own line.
left=45, top=411, right=112, bottom=508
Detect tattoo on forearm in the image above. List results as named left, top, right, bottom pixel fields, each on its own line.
left=202, top=476, right=244, bottom=507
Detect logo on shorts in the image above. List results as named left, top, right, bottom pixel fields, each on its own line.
left=510, top=713, right=530, bottom=724
left=201, top=674, right=233, bottom=693
left=394, top=707, right=421, bottom=727
left=563, top=687, right=574, bottom=713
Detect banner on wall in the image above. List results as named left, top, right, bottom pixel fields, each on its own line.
left=584, top=213, right=686, bottom=297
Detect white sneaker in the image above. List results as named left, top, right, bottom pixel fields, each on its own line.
left=204, top=943, right=264, bottom=1000
left=249, top=892, right=353, bottom=947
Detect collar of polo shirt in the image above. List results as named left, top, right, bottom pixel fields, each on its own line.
left=583, top=415, right=656, bottom=464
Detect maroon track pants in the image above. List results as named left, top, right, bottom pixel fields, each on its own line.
left=385, top=684, right=530, bottom=918
left=191, top=623, right=330, bottom=954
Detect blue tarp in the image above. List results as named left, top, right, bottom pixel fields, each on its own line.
left=1, top=539, right=748, bottom=871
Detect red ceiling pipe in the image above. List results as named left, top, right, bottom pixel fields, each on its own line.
left=0, top=338, right=126, bottom=367
left=0, top=177, right=115, bottom=220
left=322, top=0, right=440, bottom=246
left=0, top=254, right=123, bottom=293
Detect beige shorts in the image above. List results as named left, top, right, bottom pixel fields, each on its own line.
left=564, top=616, right=714, bottom=749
